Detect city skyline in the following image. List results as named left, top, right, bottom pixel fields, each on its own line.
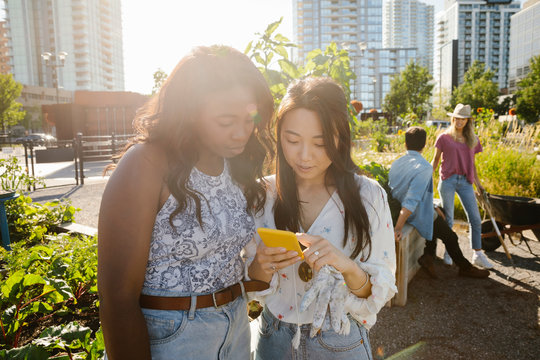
left=2, top=1, right=530, bottom=95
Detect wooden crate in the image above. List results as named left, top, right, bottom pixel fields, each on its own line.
left=391, top=224, right=425, bottom=306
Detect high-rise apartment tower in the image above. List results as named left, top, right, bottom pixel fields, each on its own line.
left=383, top=0, right=434, bottom=74
left=4, top=0, right=124, bottom=92
left=508, top=0, right=540, bottom=93
left=293, top=0, right=416, bottom=110
left=434, top=0, right=520, bottom=94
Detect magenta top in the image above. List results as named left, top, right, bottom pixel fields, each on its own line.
left=435, top=133, right=482, bottom=184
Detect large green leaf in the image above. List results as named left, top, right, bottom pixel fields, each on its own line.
left=1, top=270, right=24, bottom=299
left=44, top=278, right=73, bottom=303
left=264, top=18, right=283, bottom=37
left=0, top=344, right=49, bottom=360
left=278, top=59, right=301, bottom=79
left=22, top=273, right=46, bottom=288
left=38, top=322, right=92, bottom=343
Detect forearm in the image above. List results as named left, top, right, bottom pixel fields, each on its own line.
left=100, top=299, right=151, bottom=360
left=431, top=149, right=441, bottom=170
left=342, top=260, right=372, bottom=298
left=473, top=166, right=482, bottom=189
left=395, top=207, right=412, bottom=231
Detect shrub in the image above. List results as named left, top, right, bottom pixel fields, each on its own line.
left=0, top=157, right=44, bottom=193
left=5, top=195, right=78, bottom=246
left=0, top=234, right=100, bottom=356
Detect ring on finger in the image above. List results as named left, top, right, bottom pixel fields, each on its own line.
left=314, top=251, right=320, bottom=257
left=271, top=265, right=276, bottom=272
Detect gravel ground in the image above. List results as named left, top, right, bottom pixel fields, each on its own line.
left=27, top=178, right=540, bottom=360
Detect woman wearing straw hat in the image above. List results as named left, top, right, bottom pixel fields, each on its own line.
left=431, top=104, right=494, bottom=269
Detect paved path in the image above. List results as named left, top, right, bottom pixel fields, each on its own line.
left=27, top=160, right=110, bottom=228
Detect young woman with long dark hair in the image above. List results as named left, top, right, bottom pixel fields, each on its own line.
left=246, top=77, right=396, bottom=359
left=98, top=45, right=274, bottom=359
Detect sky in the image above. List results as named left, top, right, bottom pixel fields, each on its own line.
left=122, top=0, right=293, bottom=94
left=121, top=0, right=445, bottom=94
left=0, top=0, right=516, bottom=94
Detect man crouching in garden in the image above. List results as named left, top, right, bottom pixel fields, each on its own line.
left=388, top=126, right=489, bottom=279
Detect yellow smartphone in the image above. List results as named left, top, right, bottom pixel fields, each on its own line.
left=256, top=228, right=304, bottom=259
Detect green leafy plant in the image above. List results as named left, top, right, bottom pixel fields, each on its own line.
left=0, top=323, right=104, bottom=360
left=0, top=157, right=44, bottom=193
left=5, top=195, right=78, bottom=245
left=357, top=162, right=401, bottom=223
left=246, top=18, right=357, bottom=124
left=0, top=268, right=73, bottom=348
left=353, top=118, right=390, bottom=152
left=0, top=235, right=99, bottom=352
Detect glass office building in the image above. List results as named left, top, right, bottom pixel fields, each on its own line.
left=434, top=0, right=520, bottom=94
left=508, top=0, right=540, bottom=93
left=383, top=0, right=434, bottom=75
left=5, top=0, right=124, bottom=92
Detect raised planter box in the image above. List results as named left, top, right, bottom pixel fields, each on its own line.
left=391, top=224, right=425, bottom=306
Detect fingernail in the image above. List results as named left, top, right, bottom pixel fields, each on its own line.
left=296, top=257, right=302, bottom=261
left=279, top=248, right=287, bottom=253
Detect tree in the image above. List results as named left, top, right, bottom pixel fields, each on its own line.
left=515, top=55, right=540, bottom=123
left=19, top=105, right=43, bottom=132
left=382, top=61, right=434, bottom=121
left=0, top=74, right=25, bottom=134
left=151, top=68, right=168, bottom=95
left=432, top=87, right=451, bottom=119
left=450, top=61, right=498, bottom=115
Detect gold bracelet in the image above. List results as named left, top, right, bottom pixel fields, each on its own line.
left=345, top=271, right=369, bottom=292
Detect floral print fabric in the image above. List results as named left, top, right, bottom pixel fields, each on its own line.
left=142, top=162, right=255, bottom=295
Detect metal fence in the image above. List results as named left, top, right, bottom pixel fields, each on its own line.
left=3, top=133, right=134, bottom=190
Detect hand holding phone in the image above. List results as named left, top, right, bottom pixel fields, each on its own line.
left=256, top=228, right=304, bottom=259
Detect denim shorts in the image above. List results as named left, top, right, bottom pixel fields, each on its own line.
left=253, top=307, right=373, bottom=360
left=105, top=296, right=251, bottom=360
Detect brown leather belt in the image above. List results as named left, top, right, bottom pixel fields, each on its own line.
left=139, top=280, right=269, bottom=310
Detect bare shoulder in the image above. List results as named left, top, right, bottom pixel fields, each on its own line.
left=110, top=143, right=168, bottom=186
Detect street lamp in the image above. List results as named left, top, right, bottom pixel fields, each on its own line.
left=41, top=51, right=68, bottom=104
left=357, top=41, right=367, bottom=57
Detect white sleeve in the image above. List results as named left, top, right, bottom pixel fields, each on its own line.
left=344, top=179, right=397, bottom=329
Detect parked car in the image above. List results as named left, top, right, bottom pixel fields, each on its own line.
left=14, top=133, right=57, bottom=146
left=426, top=120, right=451, bottom=129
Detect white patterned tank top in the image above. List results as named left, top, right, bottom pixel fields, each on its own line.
left=142, top=162, right=255, bottom=296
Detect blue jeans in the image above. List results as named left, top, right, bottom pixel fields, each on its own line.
left=438, top=174, right=482, bottom=250
left=253, top=307, right=373, bottom=360
left=116, top=296, right=251, bottom=360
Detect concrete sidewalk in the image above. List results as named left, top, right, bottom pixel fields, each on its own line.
left=27, top=160, right=111, bottom=228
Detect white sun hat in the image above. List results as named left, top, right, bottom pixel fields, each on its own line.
left=447, top=103, right=471, bottom=119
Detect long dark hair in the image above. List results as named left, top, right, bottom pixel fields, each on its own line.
left=127, top=45, right=274, bottom=223
left=273, top=77, right=371, bottom=260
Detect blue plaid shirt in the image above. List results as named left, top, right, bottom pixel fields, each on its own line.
left=388, top=151, right=434, bottom=240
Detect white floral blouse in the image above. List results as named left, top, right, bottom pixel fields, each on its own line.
left=243, top=174, right=397, bottom=329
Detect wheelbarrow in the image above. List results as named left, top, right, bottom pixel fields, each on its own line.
left=479, top=192, right=540, bottom=255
